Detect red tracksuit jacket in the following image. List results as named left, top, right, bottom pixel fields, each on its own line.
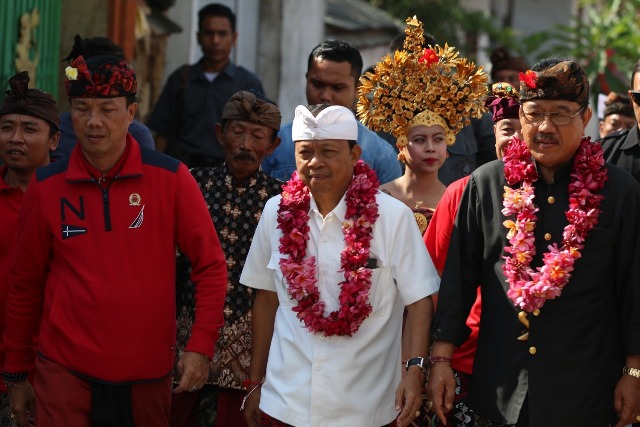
left=4, top=137, right=227, bottom=383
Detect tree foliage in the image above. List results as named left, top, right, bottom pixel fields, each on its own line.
left=523, top=0, right=640, bottom=96
left=370, top=0, right=640, bottom=100
left=367, top=0, right=518, bottom=56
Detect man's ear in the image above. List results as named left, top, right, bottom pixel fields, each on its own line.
left=581, top=106, right=593, bottom=134
left=598, top=120, right=606, bottom=138
left=351, top=143, right=362, bottom=165
left=266, top=136, right=281, bottom=156
left=127, top=102, right=138, bottom=125
left=49, top=131, right=61, bottom=151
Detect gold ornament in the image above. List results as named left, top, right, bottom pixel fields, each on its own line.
left=357, top=16, right=488, bottom=149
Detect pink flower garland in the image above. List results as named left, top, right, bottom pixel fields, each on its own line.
left=501, top=136, right=607, bottom=312
left=277, top=161, right=380, bottom=336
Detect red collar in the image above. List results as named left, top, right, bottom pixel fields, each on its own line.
left=66, top=134, right=143, bottom=182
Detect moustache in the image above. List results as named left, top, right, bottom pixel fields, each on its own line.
left=533, top=134, right=558, bottom=144
left=234, top=152, right=256, bottom=162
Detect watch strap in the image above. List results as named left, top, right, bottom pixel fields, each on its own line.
left=622, top=366, right=640, bottom=379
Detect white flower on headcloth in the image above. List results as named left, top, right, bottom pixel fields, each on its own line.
left=65, top=66, right=78, bottom=81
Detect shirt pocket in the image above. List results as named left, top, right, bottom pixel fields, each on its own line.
left=365, top=256, right=396, bottom=317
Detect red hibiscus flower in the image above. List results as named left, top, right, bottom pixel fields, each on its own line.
left=519, top=70, right=537, bottom=89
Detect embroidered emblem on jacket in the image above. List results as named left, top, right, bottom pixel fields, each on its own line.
left=129, top=193, right=141, bottom=206
left=61, top=224, right=87, bottom=240
left=129, top=205, right=145, bottom=229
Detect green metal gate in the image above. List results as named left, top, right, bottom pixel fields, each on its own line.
left=0, top=0, right=61, bottom=96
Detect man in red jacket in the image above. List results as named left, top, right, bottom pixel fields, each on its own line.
left=2, top=52, right=228, bottom=427
left=0, top=71, right=60, bottom=427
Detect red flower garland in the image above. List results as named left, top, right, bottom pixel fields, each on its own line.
left=501, top=136, right=607, bottom=312
left=277, top=161, right=380, bottom=336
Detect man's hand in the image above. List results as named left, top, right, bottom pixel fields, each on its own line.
left=243, top=387, right=262, bottom=427
left=172, top=351, right=209, bottom=394
left=426, top=362, right=456, bottom=425
left=614, top=374, right=640, bottom=427
left=8, top=380, right=35, bottom=427
left=395, top=367, right=425, bottom=427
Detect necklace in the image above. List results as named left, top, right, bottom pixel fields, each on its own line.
left=501, top=136, right=607, bottom=316
left=277, top=161, right=380, bottom=336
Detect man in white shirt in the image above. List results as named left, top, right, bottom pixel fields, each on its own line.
left=240, top=103, right=440, bottom=427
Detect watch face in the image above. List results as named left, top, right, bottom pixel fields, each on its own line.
left=406, top=357, right=425, bottom=371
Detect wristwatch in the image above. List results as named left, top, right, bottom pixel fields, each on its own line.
left=405, top=357, right=427, bottom=374
left=622, top=366, right=640, bottom=379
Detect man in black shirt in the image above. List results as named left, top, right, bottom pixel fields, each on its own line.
left=599, top=61, right=640, bottom=182
left=147, top=4, right=264, bottom=168
left=428, top=58, right=640, bottom=427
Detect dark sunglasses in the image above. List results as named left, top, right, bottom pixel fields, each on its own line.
left=630, top=91, right=640, bottom=105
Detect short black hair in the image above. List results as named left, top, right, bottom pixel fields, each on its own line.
left=530, top=56, right=571, bottom=72
left=307, top=40, right=363, bottom=86
left=198, top=3, right=236, bottom=33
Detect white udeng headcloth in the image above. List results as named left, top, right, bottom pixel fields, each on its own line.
left=291, top=105, right=358, bottom=142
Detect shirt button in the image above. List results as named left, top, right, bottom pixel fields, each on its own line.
left=529, top=346, right=537, bottom=355
left=321, top=236, right=328, bottom=242
left=544, top=233, right=552, bottom=241
left=533, top=309, right=540, bottom=316
left=548, top=196, right=555, bottom=204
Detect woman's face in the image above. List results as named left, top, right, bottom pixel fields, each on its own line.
left=403, top=124, right=448, bottom=174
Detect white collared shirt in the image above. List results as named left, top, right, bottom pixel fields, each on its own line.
left=240, top=190, right=440, bottom=427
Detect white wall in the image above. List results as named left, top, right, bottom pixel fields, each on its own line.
left=234, top=0, right=260, bottom=72
left=164, top=0, right=198, bottom=84
left=277, top=0, right=326, bottom=123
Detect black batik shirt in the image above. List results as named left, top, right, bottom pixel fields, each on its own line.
left=432, top=158, right=640, bottom=427
left=175, top=164, right=281, bottom=389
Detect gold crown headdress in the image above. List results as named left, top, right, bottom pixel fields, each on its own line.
left=357, top=16, right=488, bottom=148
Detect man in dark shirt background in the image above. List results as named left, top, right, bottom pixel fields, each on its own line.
left=147, top=3, right=264, bottom=168
left=600, top=60, right=640, bottom=182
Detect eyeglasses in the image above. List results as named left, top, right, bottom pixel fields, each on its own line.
left=521, top=105, right=587, bottom=126
left=630, top=91, right=640, bottom=105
